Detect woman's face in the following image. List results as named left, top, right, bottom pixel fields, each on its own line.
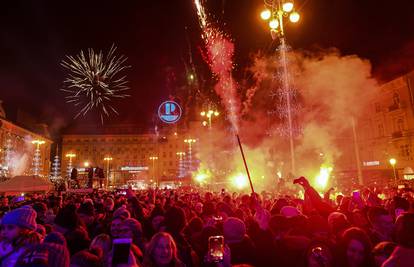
left=1, top=224, right=21, bottom=242
left=154, top=236, right=173, bottom=266
left=346, top=239, right=365, bottom=267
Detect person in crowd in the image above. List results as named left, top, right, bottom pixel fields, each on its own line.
left=382, top=212, right=414, bottom=267
left=371, top=241, right=397, bottom=267
left=367, top=207, right=394, bottom=245
left=90, top=234, right=112, bottom=258
left=0, top=206, right=48, bottom=267
left=142, top=232, right=185, bottom=267
left=334, top=227, right=375, bottom=267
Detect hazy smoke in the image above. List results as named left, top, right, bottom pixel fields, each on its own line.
left=191, top=48, right=379, bottom=192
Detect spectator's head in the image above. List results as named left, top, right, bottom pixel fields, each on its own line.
left=338, top=227, right=373, bottom=267
left=33, top=202, right=47, bottom=221
left=372, top=241, right=397, bottom=267
left=54, top=204, right=80, bottom=231
left=113, top=206, right=130, bottom=220
left=1, top=206, right=37, bottom=242
left=164, top=206, right=186, bottom=234
left=90, top=234, right=112, bottom=257
left=395, top=212, right=414, bottom=249
left=223, top=217, right=246, bottom=244
left=44, top=231, right=67, bottom=246
left=124, top=218, right=143, bottom=245
left=143, top=232, right=182, bottom=267
left=306, top=242, right=333, bottom=267
left=367, top=207, right=393, bottom=235
left=65, top=227, right=91, bottom=256
left=70, top=248, right=102, bottom=267
left=328, top=212, right=350, bottom=236
left=77, top=202, right=95, bottom=226
left=110, top=217, right=126, bottom=238
left=104, top=197, right=114, bottom=211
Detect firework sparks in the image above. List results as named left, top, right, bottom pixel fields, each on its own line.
left=193, top=0, right=240, bottom=132
left=61, top=45, right=130, bottom=123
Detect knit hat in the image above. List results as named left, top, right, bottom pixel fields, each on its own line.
left=1, top=206, right=37, bottom=230
left=113, top=206, right=130, bottom=219
left=280, top=206, right=301, bottom=218
left=223, top=217, right=246, bottom=244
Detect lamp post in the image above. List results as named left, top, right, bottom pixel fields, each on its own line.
left=389, top=158, right=397, bottom=184
left=31, top=140, right=45, bottom=176
left=184, top=139, right=196, bottom=174
left=176, top=152, right=186, bottom=178
left=65, top=153, right=76, bottom=178
left=260, top=0, right=300, bottom=175
left=200, top=110, right=220, bottom=129
left=104, top=156, right=113, bottom=188
left=149, top=156, right=158, bottom=187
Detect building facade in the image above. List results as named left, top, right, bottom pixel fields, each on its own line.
left=358, top=70, right=414, bottom=185
left=61, top=132, right=188, bottom=186
left=0, top=117, right=52, bottom=178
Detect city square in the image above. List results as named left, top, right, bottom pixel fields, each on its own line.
left=0, top=1, right=414, bottom=267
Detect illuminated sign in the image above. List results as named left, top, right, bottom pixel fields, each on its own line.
left=120, top=166, right=149, bottom=171
left=363, top=161, right=380, bottom=166
left=158, top=101, right=182, bottom=124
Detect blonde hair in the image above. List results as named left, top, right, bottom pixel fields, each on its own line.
left=142, top=232, right=183, bottom=267
left=90, top=234, right=112, bottom=257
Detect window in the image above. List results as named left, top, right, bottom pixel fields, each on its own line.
left=400, top=144, right=411, bottom=158
left=378, top=124, right=384, bottom=137
left=397, top=118, right=404, bottom=131
left=393, top=93, right=400, bottom=106
left=375, top=103, right=381, bottom=113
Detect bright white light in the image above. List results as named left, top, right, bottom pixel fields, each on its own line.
left=232, top=174, right=248, bottom=189
left=282, top=2, right=294, bottom=13
left=289, top=12, right=300, bottom=23
left=269, top=19, right=279, bottom=29
left=260, top=9, right=271, bottom=20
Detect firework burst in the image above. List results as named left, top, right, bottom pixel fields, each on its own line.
left=61, top=45, right=130, bottom=123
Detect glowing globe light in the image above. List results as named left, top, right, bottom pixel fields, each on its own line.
left=282, top=2, right=294, bottom=12
left=389, top=158, right=396, bottom=166
left=232, top=174, right=248, bottom=189
left=260, top=9, right=271, bottom=20
left=289, top=12, right=300, bottom=23
left=269, top=19, right=279, bottom=29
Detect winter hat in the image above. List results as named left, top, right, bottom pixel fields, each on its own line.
left=280, top=206, right=301, bottom=218
left=78, top=202, right=95, bottom=217
left=113, top=206, right=130, bottom=219
left=223, top=217, right=246, bottom=244
left=2, top=206, right=37, bottom=230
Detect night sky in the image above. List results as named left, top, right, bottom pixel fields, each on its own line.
left=0, top=0, right=413, bottom=137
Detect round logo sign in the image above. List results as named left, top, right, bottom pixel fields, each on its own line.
left=158, top=101, right=182, bottom=124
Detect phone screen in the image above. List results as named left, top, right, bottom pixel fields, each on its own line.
left=208, top=236, right=224, bottom=262
left=112, top=238, right=132, bottom=265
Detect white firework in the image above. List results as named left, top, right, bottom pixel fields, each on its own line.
left=61, top=45, right=130, bottom=122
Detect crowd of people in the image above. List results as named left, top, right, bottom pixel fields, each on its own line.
left=0, top=176, right=413, bottom=267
